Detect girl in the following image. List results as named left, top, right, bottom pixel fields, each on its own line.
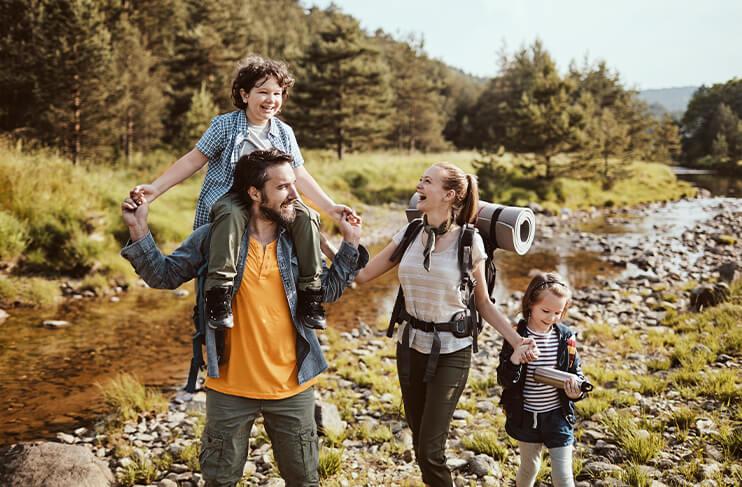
left=355, top=163, right=536, bottom=487
left=497, top=272, right=587, bottom=487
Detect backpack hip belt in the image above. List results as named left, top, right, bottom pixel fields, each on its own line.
left=406, top=311, right=474, bottom=339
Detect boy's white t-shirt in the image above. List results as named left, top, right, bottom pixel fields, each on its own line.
left=242, top=121, right=273, bottom=154
left=391, top=223, right=486, bottom=355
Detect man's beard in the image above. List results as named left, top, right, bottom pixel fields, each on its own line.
left=259, top=196, right=296, bottom=226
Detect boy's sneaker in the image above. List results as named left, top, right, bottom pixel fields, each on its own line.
left=298, top=289, right=327, bottom=330
left=206, top=286, right=234, bottom=329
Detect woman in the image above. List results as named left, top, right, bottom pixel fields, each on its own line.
left=355, top=163, right=536, bottom=486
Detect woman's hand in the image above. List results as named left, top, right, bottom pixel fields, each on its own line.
left=510, top=342, right=539, bottom=365
left=130, top=184, right=158, bottom=204
left=564, top=376, right=582, bottom=399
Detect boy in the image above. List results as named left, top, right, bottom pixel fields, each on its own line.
left=131, top=55, right=352, bottom=330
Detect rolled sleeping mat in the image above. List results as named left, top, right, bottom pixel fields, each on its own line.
left=406, top=193, right=536, bottom=255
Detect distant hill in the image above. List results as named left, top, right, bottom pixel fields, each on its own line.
left=639, top=86, right=698, bottom=119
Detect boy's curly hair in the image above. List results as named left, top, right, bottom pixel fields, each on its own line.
left=231, top=55, right=295, bottom=110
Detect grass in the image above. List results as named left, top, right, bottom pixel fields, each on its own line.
left=620, top=463, right=652, bottom=487
left=179, top=442, right=200, bottom=472
left=460, top=430, right=508, bottom=461
left=351, top=423, right=393, bottom=444
left=717, top=423, right=742, bottom=460
left=96, top=372, right=168, bottom=423
left=602, top=412, right=665, bottom=464
left=0, top=275, right=62, bottom=307
left=318, top=447, right=344, bottom=480
left=117, top=452, right=158, bottom=487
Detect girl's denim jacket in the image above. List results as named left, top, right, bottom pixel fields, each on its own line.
left=121, top=223, right=368, bottom=392
left=497, top=320, right=587, bottom=425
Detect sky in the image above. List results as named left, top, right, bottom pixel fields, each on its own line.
left=306, top=0, right=741, bottom=90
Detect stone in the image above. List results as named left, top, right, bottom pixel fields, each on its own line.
left=452, top=409, right=470, bottom=420
left=42, top=320, right=71, bottom=329
left=468, top=454, right=499, bottom=477
left=0, top=442, right=114, bottom=487
left=158, top=480, right=178, bottom=487
left=0, top=309, right=9, bottom=323
left=173, top=289, right=190, bottom=298
left=446, top=457, right=468, bottom=470
left=56, top=432, right=76, bottom=444
left=315, top=400, right=346, bottom=437
left=696, top=418, right=717, bottom=436
left=582, top=460, right=622, bottom=478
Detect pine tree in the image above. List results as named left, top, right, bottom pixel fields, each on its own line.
left=375, top=33, right=447, bottom=152
left=35, top=0, right=116, bottom=163
left=109, top=6, right=167, bottom=163
left=290, top=7, right=393, bottom=159
left=181, top=82, right=219, bottom=148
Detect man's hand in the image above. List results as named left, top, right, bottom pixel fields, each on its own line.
left=327, top=204, right=358, bottom=224
left=338, top=213, right=362, bottom=248
left=121, top=196, right=150, bottom=242
left=130, top=184, right=158, bottom=204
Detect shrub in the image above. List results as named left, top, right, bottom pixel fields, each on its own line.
left=97, top=373, right=168, bottom=422
left=0, top=210, right=27, bottom=260
left=318, top=447, right=343, bottom=479
left=461, top=431, right=508, bottom=461
left=602, top=412, right=665, bottom=463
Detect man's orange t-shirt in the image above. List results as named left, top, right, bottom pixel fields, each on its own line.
left=205, top=238, right=317, bottom=399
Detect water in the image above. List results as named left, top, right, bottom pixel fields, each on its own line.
left=673, top=167, right=741, bottom=197
left=1, top=178, right=737, bottom=445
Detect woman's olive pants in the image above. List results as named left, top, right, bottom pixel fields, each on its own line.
left=397, top=344, right=471, bottom=487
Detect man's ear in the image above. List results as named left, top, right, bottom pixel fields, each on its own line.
left=248, top=186, right=261, bottom=203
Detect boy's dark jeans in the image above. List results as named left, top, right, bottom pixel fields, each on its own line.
left=397, top=344, right=471, bottom=487
left=206, top=193, right=323, bottom=292
left=200, top=387, right=318, bottom=487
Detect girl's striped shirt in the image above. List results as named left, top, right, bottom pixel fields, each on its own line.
left=523, top=325, right=562, bottom=413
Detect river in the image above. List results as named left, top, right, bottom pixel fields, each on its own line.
left=0, top=170, right=739, bottom=446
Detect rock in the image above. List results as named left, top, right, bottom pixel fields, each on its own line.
left=315, top=400, right=346, bottom=437
left=159, top=480, right=178, bottom=487
left=696, top=418, right=717, bottom=435
left=0, top=309, right=9, bottom=323
left=42, top=320, right=71, bottom=329
left=0, top=442, right=114, bottom=487
left=446, top=457, right=469, bottom=471
left=109, top=296, right=120, bottom=303
left=716, top=261, right=739, bottom=283
left=452, top=410, right=470, bottom=420
left=173, top=289, right=190, bottom=298
left=468, top=454, right=499, bottom=477
left=582, top=460, right=622, bottom=478
left=56, top=432, right=76, bottom=444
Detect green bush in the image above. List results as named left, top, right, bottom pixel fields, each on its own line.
left=0, top=210, right=27, bottom=260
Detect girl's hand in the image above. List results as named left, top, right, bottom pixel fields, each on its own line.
left=564, top=376, right=582, bottom=399
left=510, top=343, right=538, bottom=365
left=519, top=337, right=540, bottom=363
left=328, top=204, right=358, bottom=223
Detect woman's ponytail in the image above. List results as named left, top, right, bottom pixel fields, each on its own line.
left=458, top=173, right=479, bottom=226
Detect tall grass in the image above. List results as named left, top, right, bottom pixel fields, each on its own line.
left=97, top=372, right=168, bottom=423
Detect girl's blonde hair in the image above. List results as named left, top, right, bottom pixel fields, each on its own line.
left=521, top=272, right=572, bottom=320
left=433, top=162, right=479, bottom=226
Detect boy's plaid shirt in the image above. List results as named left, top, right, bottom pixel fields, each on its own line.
left=193, top=110, right=304, bottom=229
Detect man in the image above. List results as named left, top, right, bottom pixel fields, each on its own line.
left=121, top=149, right=366, bottom=487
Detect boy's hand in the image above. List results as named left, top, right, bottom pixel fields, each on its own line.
left=328, top=204, right=358, bottom=223
left=131, top=184, right=158, bottom=204
left=564, top=376, right=582, bottom=399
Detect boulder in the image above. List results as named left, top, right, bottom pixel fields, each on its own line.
left=0, top=441, right=114, bottom=487
left=315, top=400, right=346, bottom=437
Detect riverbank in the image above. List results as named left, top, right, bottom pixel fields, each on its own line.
left=8, top=195, right=737, bottom=487
left=0, top=140, right=700, bottom=311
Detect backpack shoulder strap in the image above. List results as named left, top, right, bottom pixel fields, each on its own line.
left=390, top=218, right=424, bottom=263
left=386, top=219, right=424, bottom=337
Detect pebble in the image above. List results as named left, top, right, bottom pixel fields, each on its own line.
left=42, top=320, right=70, bottom=329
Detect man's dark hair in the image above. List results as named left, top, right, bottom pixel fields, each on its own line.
left=231, top=55, right=295, bottom=110
left=229, top=149, right=294, bottom=206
